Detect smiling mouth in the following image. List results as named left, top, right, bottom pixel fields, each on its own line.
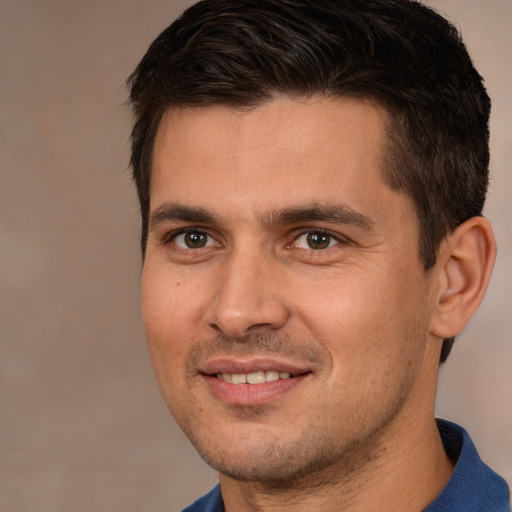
left=216, top=370, right=292, bottom=384
left=203, top=367, right=311, bottom=405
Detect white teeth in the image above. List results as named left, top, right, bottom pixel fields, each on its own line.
left=217, top=370, right=292, bottom=384
left=231, top=374, right=247, bottom=384
left=247, top=371, right=266, bottom=384
left=265, top=370, right=280, bottom=382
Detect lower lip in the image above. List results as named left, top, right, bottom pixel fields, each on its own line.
left=202, top=374, right=309, bottom=405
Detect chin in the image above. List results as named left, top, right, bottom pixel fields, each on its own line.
left=188, top=427, right=349, bottom=485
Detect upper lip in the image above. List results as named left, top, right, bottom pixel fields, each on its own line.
left=200, top=357, right=312, bottom=376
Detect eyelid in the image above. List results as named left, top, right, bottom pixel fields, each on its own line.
left=160, top=226, right=350, bottom=251
left=163, top=227, right=220, bottom=249
left=289, top=228, right=349, bottom=250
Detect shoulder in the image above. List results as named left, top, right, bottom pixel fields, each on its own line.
left=425, top=419, right=510, bottom=512
left=181, top=485, right=223, bottom=512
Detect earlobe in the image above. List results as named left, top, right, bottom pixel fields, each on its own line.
left=430, top=217, right=496, bottom=339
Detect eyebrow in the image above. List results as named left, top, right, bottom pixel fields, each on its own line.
left=149, top=202, right=218, bottom=230
left=264, top=203, right=375, bottom=231
left=149, top=201, right=374, bottom=232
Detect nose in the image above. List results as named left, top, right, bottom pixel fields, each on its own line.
left=207, top=249, right=290, bottom=338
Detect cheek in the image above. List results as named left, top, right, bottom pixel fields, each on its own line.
left=295, top=270, right=385, bottom=338
left=141, top=265, right=205, bottom=341
left=140, top=268, right=202, bottom=395
left=294, top=266, right=428, bottom=371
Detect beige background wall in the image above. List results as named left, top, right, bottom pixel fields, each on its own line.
left=0, top=1, right=510, bottom=510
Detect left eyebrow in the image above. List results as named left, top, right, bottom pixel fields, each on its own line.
left=263, top=203, right=375, bottom=231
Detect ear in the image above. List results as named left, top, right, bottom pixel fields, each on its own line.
left=430, top=216, right=496, bottom=339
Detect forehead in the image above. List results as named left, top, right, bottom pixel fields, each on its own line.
left=149, top=96, right=416, bottom=233
left=152, top=97, right=389, bottom=193
left=155, top=95, right=387, bottom=148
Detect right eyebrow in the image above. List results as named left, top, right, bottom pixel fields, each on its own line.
left=148, top=202, right=218, bottom=231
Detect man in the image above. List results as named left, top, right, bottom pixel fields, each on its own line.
left=127, top=0, right=510, bottom=510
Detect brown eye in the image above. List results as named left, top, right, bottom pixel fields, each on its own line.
left=294, top=231, right=338, bottom=250
left=174, top=230, right=214, bottom=249
left=306, top=231, right=331, bottom=249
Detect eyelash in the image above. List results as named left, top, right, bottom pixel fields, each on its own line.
left=164, top=228, right=221, bottom=251
left=290, top=229, right=344, bottom=250
left=163, top=227, right=347, bottom=253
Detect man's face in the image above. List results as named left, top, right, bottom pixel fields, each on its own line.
left=142, top=97, right=439, bottom=482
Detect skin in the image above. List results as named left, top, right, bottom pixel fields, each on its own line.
left=141, top=97, right=483, bottom=511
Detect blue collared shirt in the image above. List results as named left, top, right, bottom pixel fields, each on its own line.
left=182, top=420, right=510, bottom=512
